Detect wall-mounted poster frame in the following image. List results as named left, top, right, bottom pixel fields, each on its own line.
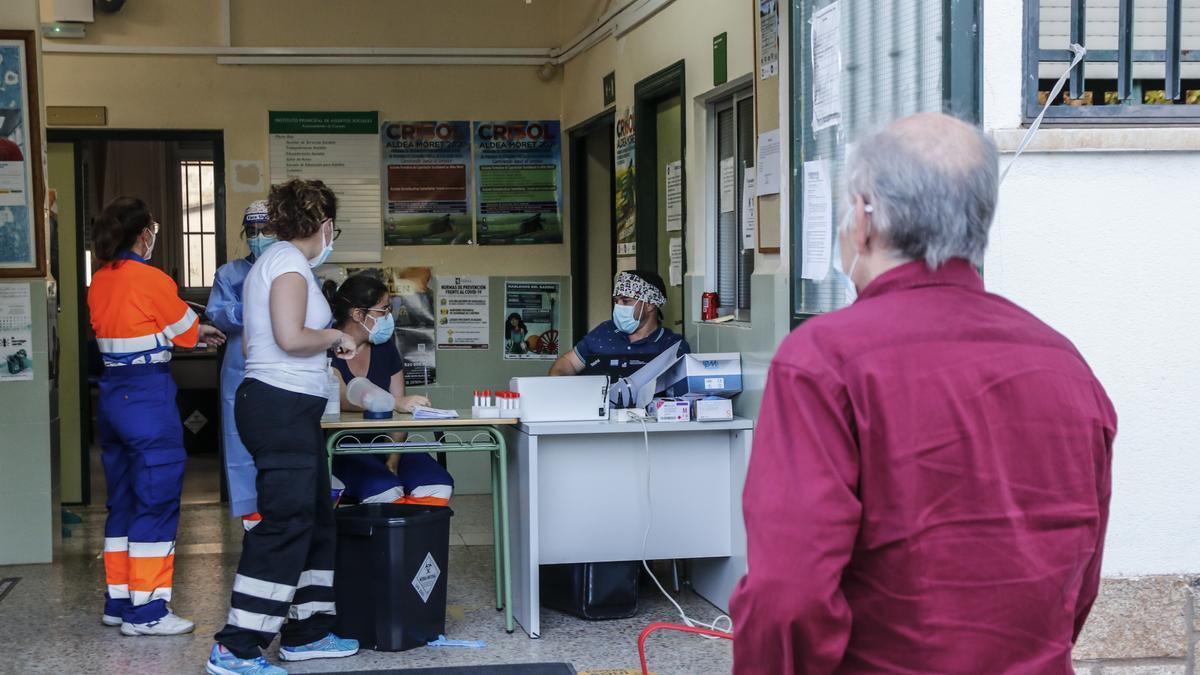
left=0, top=30, right=47, bottom=279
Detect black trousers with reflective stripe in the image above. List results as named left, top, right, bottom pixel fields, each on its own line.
left=216, top=378, right=337, bottom=659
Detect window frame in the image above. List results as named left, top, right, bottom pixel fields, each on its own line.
left=1022, top=0, right=1200, bottom=124
left=709, top=85, right=756, bottom=323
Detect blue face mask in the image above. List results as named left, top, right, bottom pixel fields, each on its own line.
left=248, top=234, right=277, bottom=259
left=361, top=311, right=395, bottom=345
left=612, top=302, right=641, bottom=334
left=308, top=223, right=334, bottom=269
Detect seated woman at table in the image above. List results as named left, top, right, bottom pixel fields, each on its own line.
left=324, top=274, right=454, bottom=506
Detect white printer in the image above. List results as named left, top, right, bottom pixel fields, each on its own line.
left=509, top=376, right=611, bottom=423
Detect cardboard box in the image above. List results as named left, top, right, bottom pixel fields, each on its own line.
left=662, top=353, right=743, bottom=398
left=694, top=397, right=733, bottom=422
left=648, top=398, right=691, bottom=423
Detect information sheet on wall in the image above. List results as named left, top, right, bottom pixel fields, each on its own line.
left=615, top=107, right=637, bottom=258
left=0, top=41, right=36, bottom=271
left=269, top=111, right=382, bottom=262
left=346, top=266, right=438, bottom=386
left=665, top=161, right=683, bottom=232
left=381, top=121, right=472, bottom=246
left=0, top=283, right=33, bottom=381
left=811, top=1, right=843, bottom=131
left=474, top=121, right=563, bottom=245
left=801, top=159, right=832, bottom=281
left=436, top=275, right=489, bottom=350
left=759, top=0, right=780, bottom=79
left=503, top=281, right=560, bottom=361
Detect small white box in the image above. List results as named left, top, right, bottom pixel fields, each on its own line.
left=694, top=397, right=733, bottom=422
left=662, top=353, right=743, bottom=398
left=649, top=398, right=690, bottom=423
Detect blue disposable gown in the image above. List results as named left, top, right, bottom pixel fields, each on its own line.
left=206, top=256, right=257, bottom=517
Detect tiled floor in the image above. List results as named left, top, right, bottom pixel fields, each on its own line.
left=0, top=496, right=734, bottom=674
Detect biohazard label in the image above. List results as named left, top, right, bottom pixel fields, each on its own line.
left=183, top=410, right=208, bottom=435
left=412, top=552, right=440, bottom=603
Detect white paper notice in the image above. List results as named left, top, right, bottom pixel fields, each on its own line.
left=741, top=168, right=757, bottom=250
left=759, top=0, right=780, bottom=79
left=811, top=2, right=843, bottom=132
left=800, top=159, right=832, bottom=281
left=0, top=283, right=34, bottom=381
left=665, top=161, right=683, bottom=231
left=668, top=237, right=683, bottom=287
left=719, top=158, right=737, bottom=213
left=756, top=130, right=782, bottom=196
left=435, top=276, right=489, bottom=350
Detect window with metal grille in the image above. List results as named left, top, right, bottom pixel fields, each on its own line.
left=791, top=0, right=978, bottom=321
left=179, top=159, right=217, bottom=289
left=1026, top=0, right=1200, bottom=122
left=713, top=89, right=756, bottom=320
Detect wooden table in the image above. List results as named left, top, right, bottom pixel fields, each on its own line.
left=321, top=411, right=519, bottom=633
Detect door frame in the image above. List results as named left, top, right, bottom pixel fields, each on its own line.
left=47, top=128, right=226, bottom=505
left=633, top=61, right=687, bottom=321
left=567, top=108, right=617, bottom=342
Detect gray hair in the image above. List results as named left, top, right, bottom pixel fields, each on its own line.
left=845, top=115, right=999, bottom=268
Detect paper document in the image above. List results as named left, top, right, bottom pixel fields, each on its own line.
left=719, top=158, right=737, bottom=213
left=411, top=405, right=460, bottom=420
left=665, top=161, right=683, bottom=231
left=800, top=159, right=833, bottom=281
left=811, top=1, right=843, bottom=131
left=756, top=130, right=781, bottom=196
left=668, top=237, right=683, bottom=287
left=742, top=168, right=757, bottom=250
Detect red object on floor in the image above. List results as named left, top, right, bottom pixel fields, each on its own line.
left=638, top=621, right=733, bottom=675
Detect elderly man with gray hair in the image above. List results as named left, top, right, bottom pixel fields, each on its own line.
left=730, top=113, right=1116, bottom=674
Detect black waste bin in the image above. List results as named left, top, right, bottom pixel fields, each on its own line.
left=334, top=503, right=453, bottom=651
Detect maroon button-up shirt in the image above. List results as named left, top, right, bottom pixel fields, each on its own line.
left=731, top=259, right=1115, bottom=674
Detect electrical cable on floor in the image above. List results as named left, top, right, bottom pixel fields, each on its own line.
left=636, top=415, right=733, bottom=639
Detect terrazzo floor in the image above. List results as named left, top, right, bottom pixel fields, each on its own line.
left=0, top=496, right=734, bottom=674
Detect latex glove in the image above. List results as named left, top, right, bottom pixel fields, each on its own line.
left=199, top=324, right=227, bottom=347
left=397, top=395, right=432, bottom=413
left=330, top=331, right=360, bottom=360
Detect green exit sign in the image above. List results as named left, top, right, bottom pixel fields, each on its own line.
left=603, top=71, right=616, bottom=106
left=713, top=32, right=728, bottom=86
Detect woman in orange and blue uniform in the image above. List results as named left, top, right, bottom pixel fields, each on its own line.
left=88, top=196, right=226, bottom=636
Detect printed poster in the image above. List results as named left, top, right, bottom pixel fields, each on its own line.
left=503, top=281, right=560, bottom=361
left=268, top=111, right=382, bottom=262
left=436, top=275, right=489, bottom=350
left=0, top=283, right=33, bottom=381
left=759, top=0, right=780, bottom=79
left=345, top=266, right=437, bottom=386
left=474, top=121, right=563, bottom=245
left=615, top=107, right=637, bottom=257
left=382, top=121, right=472, bottom=246
left=0, top=41, right=36, bottom=270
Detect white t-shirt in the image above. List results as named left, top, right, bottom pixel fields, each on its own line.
left=242, top=241, right=332, bottom=397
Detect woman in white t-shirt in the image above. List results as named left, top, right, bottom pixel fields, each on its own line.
left=209, top=179, right=362, bottom=674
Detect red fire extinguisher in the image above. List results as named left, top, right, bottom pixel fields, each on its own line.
left=701, top=292, right=719, bottom=321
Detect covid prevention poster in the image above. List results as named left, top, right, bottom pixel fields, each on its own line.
left=435, top=275, right=489, bottom=350
left=615, top=107, right=637, bottom=258
left=503, top=281, right=560, bottom=361
left=381, top=121, right=472, bottom=246
left=474, top=121, right=563, bottom=245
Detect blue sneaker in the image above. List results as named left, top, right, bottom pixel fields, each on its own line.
left=206, top=643, right=287, bottom=675
left=278, top=633, right=359, bottom=662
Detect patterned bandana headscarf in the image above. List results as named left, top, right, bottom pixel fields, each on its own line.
left=613, top=272, right=667, bottom=307
left=243, top=200, right=269, bottom=227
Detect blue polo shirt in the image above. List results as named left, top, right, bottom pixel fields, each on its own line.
left=573, top=320, right=690, bottom=381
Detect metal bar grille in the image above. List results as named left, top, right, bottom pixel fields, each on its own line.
left=1117, top=0, right=1135, bottom=101
left=1165, top=0, right=1183, bottom=100
left=1069, top=0, right=1086, bottom=99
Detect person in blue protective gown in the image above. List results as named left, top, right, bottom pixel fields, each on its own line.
left=205, top=200, right=273, bottom=530
left=323, top=273, right=455, bottom=506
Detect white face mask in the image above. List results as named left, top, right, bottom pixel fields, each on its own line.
left=143, top=230, right=157, bottom=261
left=308, top=220, right=334, bottom=269
left=832, top=209, right=858, bottom=305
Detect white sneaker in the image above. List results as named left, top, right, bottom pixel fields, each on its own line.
left=102, top=614, right=122, bottom=627
left=120, top=611, right=195, bottom=636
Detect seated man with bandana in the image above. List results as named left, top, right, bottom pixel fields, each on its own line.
left=550, top=270, right=690, bottom=380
